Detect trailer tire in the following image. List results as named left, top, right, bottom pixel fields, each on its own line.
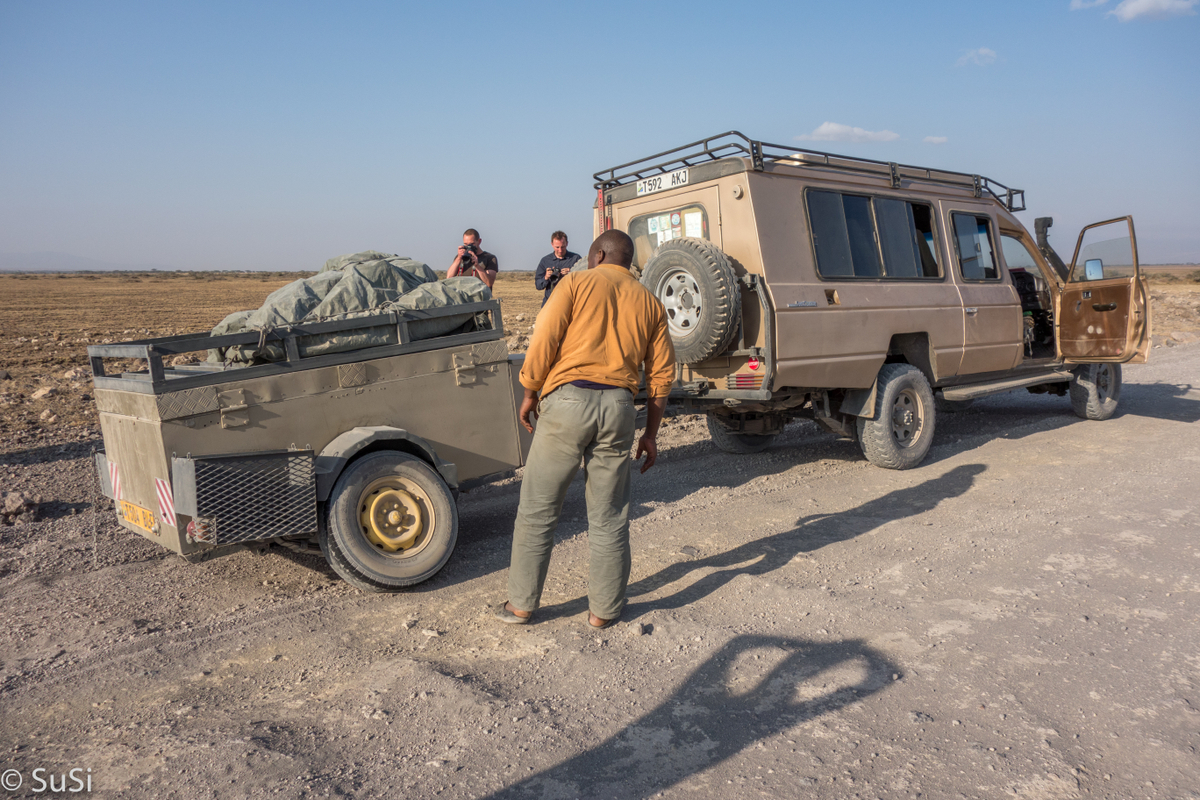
left=322, top=451, right=458, bottom=592
left=641, top=238, right=741, bottom=364
left=856, top=363, right=936, bottom=470
left=706, top=413, right=778, bottom=454
left=1069, top=363, right=1121, bottom=421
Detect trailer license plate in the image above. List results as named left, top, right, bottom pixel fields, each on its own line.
left=636, top=168, right=688, bottom=196
left=120, top=500, right=155, bottom=532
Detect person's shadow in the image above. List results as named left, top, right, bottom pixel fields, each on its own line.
left=482, top=634, right=898, bottom=799
left=535, top=462, right=986, bottom=621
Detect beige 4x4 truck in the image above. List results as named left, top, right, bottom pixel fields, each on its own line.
left=594, top=132, right=1150, bottom=469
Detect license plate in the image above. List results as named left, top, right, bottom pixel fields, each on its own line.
left=636, top=168, right=688, bottom=196
left=120, top=501, right=155, bottom=533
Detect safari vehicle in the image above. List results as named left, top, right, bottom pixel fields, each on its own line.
left=88, top=301, right=531, bottom=591
left=594, top=132, right=1150, bottom=469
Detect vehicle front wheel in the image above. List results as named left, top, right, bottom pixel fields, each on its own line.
left=706, top=413, right=778, bottom=454
left=856, top=363, right=936, bottom=470
left=1069, top=363, right=1121, bottom=421
left=321, top=451, right=458, bottom=592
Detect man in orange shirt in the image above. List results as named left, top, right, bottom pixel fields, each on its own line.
left=496, top=230, right=675, bottom=629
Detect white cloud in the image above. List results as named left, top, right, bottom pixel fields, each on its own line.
left=796, top=122, right=900, bottom=143
left=923, top=136, right=949, bottom=145
left=1108, top=0, right=1197, bottom=19
left=1070, top=0, right=1108, bottom=9
left=956, top=47, right=997, bottom=67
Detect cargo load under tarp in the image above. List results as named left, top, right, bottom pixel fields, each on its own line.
left=208, top=251, right=492, bottom=365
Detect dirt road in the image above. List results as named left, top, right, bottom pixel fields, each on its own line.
left=2, top=346, right=1199, bottom=799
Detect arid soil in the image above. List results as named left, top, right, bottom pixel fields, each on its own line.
left=1, top=272, right=1198, bottom=799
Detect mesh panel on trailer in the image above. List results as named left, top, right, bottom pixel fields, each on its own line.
left=191, top=452, right=317, bottom=545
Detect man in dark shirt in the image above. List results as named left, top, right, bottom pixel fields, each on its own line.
left=534, top=231, right=580, bottom=306
left=447, top=228, right=499, bottom=289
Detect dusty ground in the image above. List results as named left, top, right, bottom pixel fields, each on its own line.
left=1, top=271, right=1198, bottom=799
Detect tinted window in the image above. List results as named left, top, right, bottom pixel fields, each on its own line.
left=807, top=190, right=854, bottom=277
left=808, top=190, right=940, bottom=279
left=952, top=213, right=998, bottom=280
left=876, top=198, right=920, bottom=278
left=627, top=205, right=709, bottom=268
left=843, top=194, right=882, bottom=278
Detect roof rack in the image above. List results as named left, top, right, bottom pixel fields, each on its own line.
left=593, top=131, right=1025, bottom=212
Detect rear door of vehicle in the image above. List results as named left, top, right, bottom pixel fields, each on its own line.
left=1057, top=216, right=1150, bottom=363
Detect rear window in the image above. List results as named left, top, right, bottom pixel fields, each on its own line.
left=627, top=205, right=710, bottom=268
left=806, top=190, right=940, bottom=280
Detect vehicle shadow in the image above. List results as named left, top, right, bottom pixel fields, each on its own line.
left=532, top=463, right=985, bottom=622
left=481, top=634, right=897, bottom=799
left=0, top=438, right=101, bottom=467
left=1117, top=382, right=1200, bottom=423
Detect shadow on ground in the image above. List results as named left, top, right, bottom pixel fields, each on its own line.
left=533, top=463, right=985, bottom=622
left=483, top=634, right=897, bottom=799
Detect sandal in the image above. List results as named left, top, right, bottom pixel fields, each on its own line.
left=588, top=613, right=616, bottom=629
left=494, top=601, right=532, bottom=625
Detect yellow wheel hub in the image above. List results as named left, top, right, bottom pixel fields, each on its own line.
left=358, top=477, right=432, bottom=553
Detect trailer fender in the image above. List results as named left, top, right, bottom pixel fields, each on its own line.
left=316, top=427, right=458, bottom=501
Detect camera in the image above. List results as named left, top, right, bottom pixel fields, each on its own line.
left=460, top=243, right=479, bottom=258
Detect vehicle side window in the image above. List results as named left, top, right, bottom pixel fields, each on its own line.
left=807, top=190, right=855, bottom=277
left=952, top=212, right=999, bottom=281
left=808, top=190, right=940, bottom=279
left=627, top=204, right=709, bottom=268
left=877, top=199, right=940, bottom=278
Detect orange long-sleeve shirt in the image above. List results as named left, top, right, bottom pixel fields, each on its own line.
left=519, top=263, right=676, bottom=399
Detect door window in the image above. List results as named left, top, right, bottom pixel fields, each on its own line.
left=1069, top=220, right=1136, bottom=281
left=952, top=213, right=999, bottom=281
left=627, top=204, right=709, bottom=268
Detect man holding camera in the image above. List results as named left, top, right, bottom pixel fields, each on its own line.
left=447, top=228, right=499, bottom=289
left=534, top=230, right=581, bottom=307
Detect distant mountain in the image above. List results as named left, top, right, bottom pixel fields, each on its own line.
left=0, top=251, right=180, bottom=272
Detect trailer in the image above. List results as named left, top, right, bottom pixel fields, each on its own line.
left=89, top=299, right=532, bottom=591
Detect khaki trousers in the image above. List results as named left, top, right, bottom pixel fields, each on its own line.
left=507, top=384, right=636, bottom=620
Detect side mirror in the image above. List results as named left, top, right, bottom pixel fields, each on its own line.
left=1084, top=259, right=1104, bottom=281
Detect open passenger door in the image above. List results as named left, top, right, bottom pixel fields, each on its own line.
left=1057, top=216, right=1150, bottom=364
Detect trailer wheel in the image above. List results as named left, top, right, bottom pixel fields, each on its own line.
left=706, top=413, right=778, bottom=454
left=321, top=451, right=458, bottom=592
left=641, top=238, right=741, bottom=364
left=856, top=363, right=936, bottom=470
left=1069, top=363, right=1121, bottom=420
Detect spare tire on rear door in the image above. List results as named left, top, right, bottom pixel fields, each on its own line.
left=640, top=238, right=741, bottom=365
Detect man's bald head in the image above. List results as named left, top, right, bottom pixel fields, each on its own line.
left=588, top=230, right=635, bottom=270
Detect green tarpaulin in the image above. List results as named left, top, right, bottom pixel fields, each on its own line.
left=208, top=251, right=492, bottom=364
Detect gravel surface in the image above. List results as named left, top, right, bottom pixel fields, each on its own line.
left=1, top=343, right=1198, bottom=799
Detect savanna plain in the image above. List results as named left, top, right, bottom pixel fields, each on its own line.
left=1, top=269, right=1199, bottom=799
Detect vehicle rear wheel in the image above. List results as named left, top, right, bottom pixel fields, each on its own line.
left=856, top=363, right=936, bottom=470
left=1069, top=363, right=1121, bottom=421
left=321, top=451, right=458, bottom=592
left=640, top=238, right=741, bottom=364
left=706, top=413, right=778, bottom=454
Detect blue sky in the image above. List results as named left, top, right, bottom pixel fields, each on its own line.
left=2, top=0, right=1197, bottom=271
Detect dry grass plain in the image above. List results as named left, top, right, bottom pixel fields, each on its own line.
left=0, top=271, right=544, bottom=437
left=0, top=267, right=1195, bottom=438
